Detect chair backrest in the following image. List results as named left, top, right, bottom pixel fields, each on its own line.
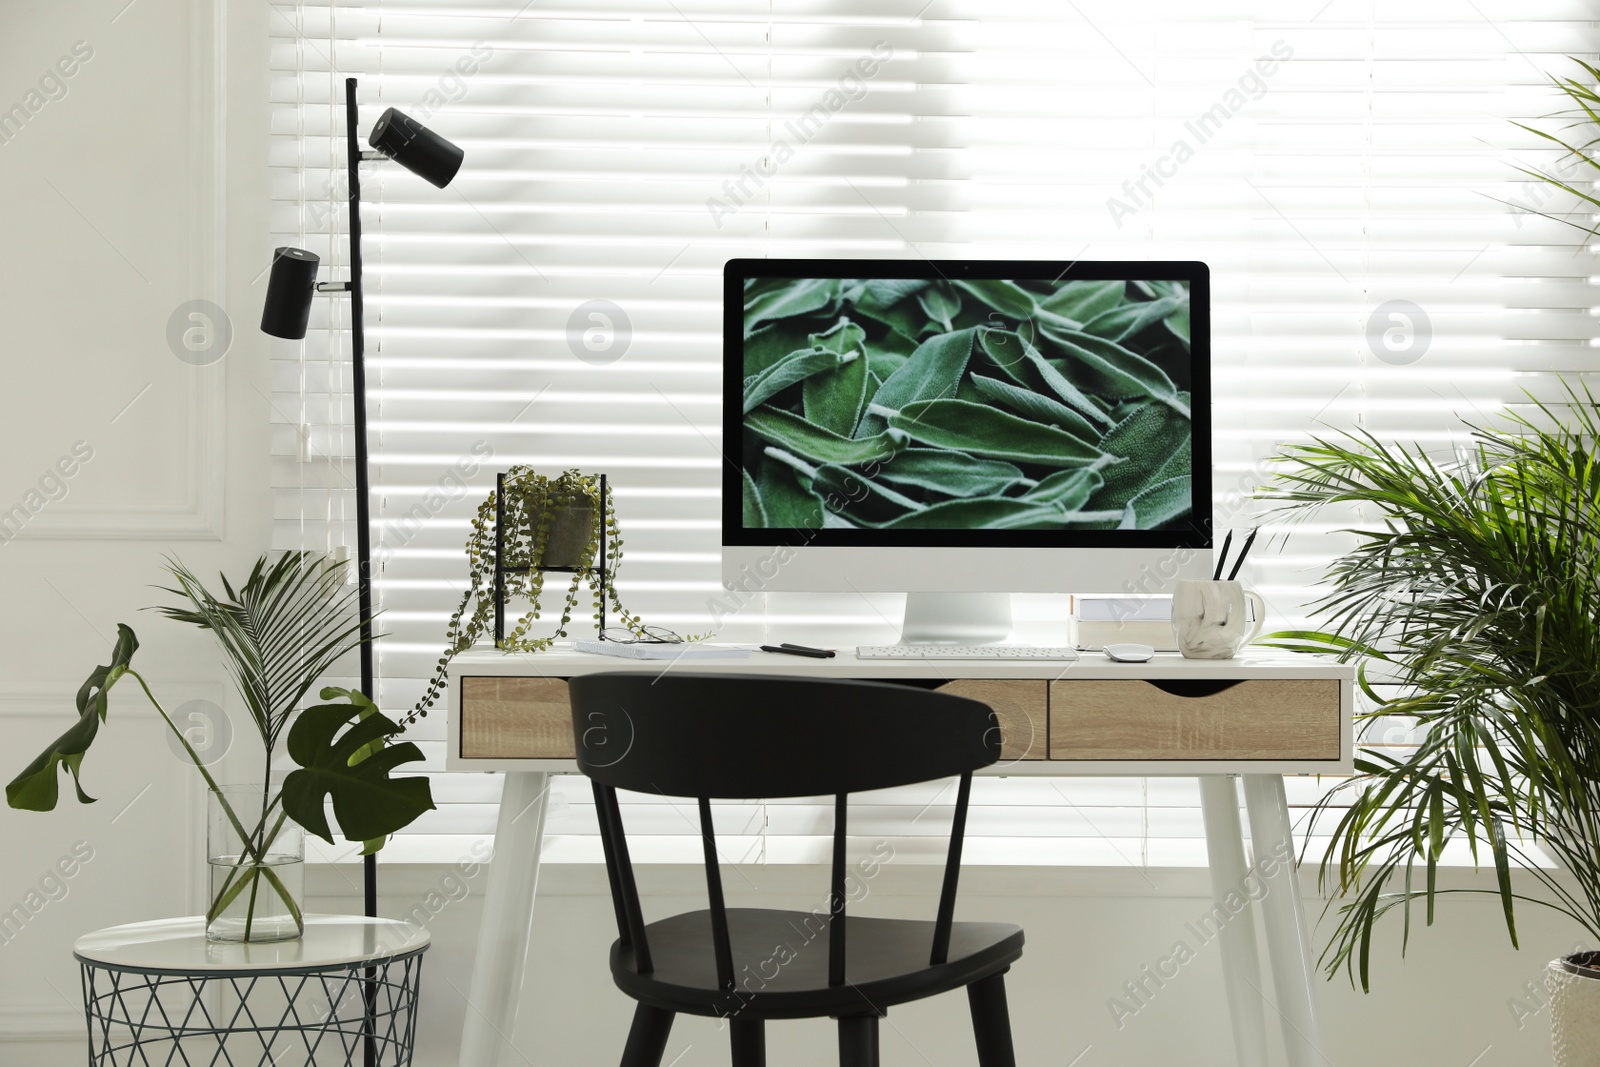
left=569, top=672, right=1001, bottom=991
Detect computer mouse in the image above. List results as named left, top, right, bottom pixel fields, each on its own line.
left=1104, top=642, right=1155, bottom=663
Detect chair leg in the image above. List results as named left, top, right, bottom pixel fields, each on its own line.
left=620, top=1003, right=675, bottom=1067
left=967, top=972, right=1017, bottom=1067
left=837, top=1015, right=879, bottom=1067
left=729, top=1018, right=766, bottom=1067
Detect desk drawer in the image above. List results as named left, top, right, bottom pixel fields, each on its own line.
left=458, top=676, right=1047, bottom=761
left=461, top=678, right=575, bottom=759
left=1048, top=679, right=1341, bottom=761
left=935, top=680, right=1046, bottom=761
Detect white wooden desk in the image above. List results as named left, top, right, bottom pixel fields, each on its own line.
left=446, top=647, right=1353, bottom=1067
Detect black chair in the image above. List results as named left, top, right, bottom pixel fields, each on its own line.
left=569, top=672, right=1025, bottom=1067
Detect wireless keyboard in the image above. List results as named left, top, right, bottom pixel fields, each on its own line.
left=855, top=645, right=1079, bottom=661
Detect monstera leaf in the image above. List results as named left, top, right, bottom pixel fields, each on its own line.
left=281, top=691, right=435, bottom=846
left=7, top=624, right=139, bottom=811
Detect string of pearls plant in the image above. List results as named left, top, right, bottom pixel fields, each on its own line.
left=406, top=468, right=653, bottom=726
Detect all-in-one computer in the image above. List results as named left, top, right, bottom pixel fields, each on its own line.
left=722, top=258, right=1212, bottom=651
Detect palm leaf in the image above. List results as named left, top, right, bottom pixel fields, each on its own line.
left=155, top=551, right=373, bottom=747
left=1507, top=58, right=1600, bottom=240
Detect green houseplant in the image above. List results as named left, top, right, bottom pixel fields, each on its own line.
left=1481, top=55, right=1600, bottom=1060
left=6, top=552, right=435, bottom=942
left=407, top=467, right=667, bottom=724
left=1261, top=387, right=1600, bottom=1007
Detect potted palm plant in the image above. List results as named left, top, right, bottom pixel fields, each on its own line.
left=1504, top=54, right=1600, bottom=1061
left=6, top=551, right=435, bottom=942
left=1263, top=387, right=1600, bottom=1062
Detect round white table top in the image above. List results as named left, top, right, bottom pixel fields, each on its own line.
left=74, top=914, right=429, bottom=973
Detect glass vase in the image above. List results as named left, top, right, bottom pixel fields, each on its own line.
left=206, top=781, right=305, bottom=943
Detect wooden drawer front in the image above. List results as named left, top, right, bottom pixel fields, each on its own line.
left=459, top=676, right=1048, bottom=762
left=460, top=677, right=573, bottom=759
left=1048, top=679, right=1340, bottom=761
left=936, top=679, right=1047, bottom=760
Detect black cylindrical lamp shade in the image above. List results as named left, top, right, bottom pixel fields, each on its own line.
left=260, top=247, right=321, bottom=339
left=368, top=108, right=464, bottom=189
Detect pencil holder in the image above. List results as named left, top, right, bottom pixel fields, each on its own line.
left=1171, top=579, right=1264, bottom=659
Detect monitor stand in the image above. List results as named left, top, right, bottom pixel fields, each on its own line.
left=898, top=592, right=1013, bottom=645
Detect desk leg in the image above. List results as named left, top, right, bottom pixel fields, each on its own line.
left=1242, top=774, right=1326, bottom=1067
left=460, top=771, right=551, bottom=1067
left=1199, top=775, right=1268, bottom=1067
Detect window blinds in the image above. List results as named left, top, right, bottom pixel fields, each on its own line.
left=268, top=1, right=1595, bottom=864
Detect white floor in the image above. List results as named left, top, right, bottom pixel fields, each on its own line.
left=8, top=861, right=1574, bottom=1066
left=373, top=863, right=1573, bottom=1066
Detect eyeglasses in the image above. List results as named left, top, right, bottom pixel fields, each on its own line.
left=599, top=626, right=683, bottom=645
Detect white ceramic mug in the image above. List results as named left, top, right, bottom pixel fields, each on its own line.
left=1171, top=579, right=1265, bottom=660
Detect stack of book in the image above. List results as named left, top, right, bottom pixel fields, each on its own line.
left=1070, top=596, right=1177, bottom=652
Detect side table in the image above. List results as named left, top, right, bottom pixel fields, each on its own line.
left=74, top=913, right=429, bottom=1066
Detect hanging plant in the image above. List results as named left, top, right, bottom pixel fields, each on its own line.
left=406, top=468, right=668, bottom=724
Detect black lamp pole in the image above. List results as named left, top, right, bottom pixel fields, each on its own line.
left=262, top=75, right=463, bottom=1067
left=261, top=68, right=463, bottom=941
left=342, top=76, right=380, bottom=925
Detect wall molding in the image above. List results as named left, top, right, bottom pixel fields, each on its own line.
left=0, top=682, right=226, bottom=720
left=15, top=0, right=227, bottom=543
left=0, top=1005, right=83, bottom=1041
left=0, top=685, right=151, bottom=719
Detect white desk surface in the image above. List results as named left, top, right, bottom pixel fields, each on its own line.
left=447, top=645, right=1350, bottom=681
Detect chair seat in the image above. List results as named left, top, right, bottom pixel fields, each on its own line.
left=611, top=908, right=1024, bottom=1020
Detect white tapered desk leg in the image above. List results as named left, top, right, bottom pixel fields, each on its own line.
left=1242, top=774, right=1326, bottom=1067
left=1199, top=776, right=1269, bottom=1067
left=460, top=771, right=551, bottom=1067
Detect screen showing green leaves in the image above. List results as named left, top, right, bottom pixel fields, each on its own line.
left=739, top=275, right=1194, bottom=532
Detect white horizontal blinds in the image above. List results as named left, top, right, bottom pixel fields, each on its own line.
left=1237, top=4, right=1597, bottom=855
left=938, top=1, right=1546, bottom=605
left=1236, top=3, right=1565, bottom=628
left=267, top=0, right=961, bottom=864
left=268, top=3, right=1593, bottom=864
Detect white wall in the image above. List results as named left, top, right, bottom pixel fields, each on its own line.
left=0, top=0, right=274, bottom=1058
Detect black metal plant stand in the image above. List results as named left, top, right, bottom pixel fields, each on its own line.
left=493, top=472, right=610, bottom=646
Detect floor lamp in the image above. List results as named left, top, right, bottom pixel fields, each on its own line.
left=260, top=77, right=464, bottom=921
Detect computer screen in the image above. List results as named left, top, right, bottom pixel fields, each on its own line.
left=725, top=259, right=1209, bottom=542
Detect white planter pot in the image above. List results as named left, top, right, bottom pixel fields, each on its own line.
left=1551, top=953, right=1600, bottom=1066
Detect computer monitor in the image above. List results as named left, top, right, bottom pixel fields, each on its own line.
left=722, top=259, right=1213, bottom=643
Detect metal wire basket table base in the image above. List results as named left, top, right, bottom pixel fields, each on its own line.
left=79, top=950, right=425, bottom=1066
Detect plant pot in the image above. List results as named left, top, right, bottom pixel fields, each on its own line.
left=537, top=503, right=596, bottom=570
left=1551, top=952, right=1600, bottom=1065
left=206, top=781, right=305, bottom=943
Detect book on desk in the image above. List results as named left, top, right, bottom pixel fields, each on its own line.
left=572, top=638, right=753, bottom=661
